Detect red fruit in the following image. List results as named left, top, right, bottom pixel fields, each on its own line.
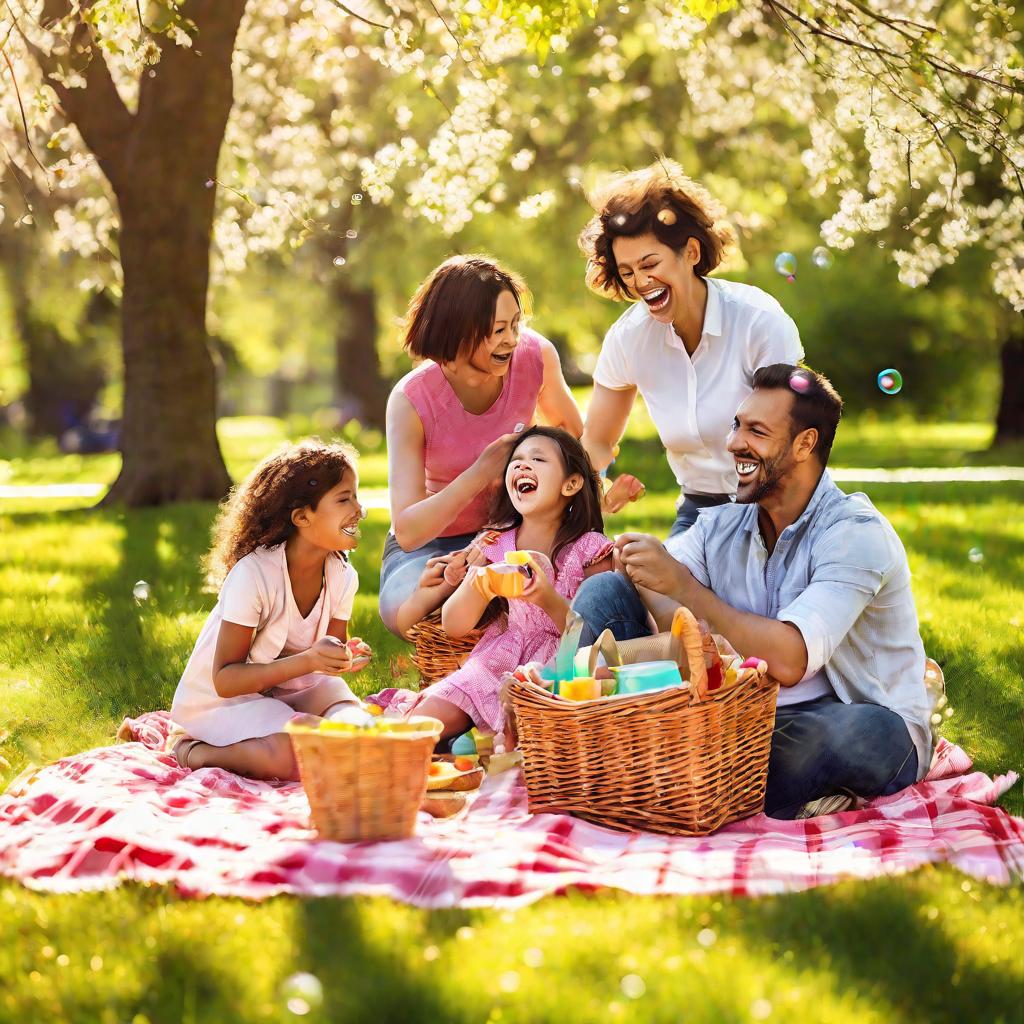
left=428, top=762, right=443, bottom=776
left=706, top=661, right=723, bottom=691
left=453, top=756, right=474, bottom=772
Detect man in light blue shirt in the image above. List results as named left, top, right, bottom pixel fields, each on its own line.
left=573, top=363, right=932, bottom=819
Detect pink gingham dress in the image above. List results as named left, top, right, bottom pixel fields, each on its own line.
left=427, top=527, right=613, bottom=731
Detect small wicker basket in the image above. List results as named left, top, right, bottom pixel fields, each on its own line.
left=406, top=609, right=486, bottom=684
left=507, top=614, right=779, bottom=836
left=286, top=716, right=443, bottom=842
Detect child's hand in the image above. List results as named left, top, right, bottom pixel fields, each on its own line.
left=347, top=636, right=373, bottom=663
left=419, top=555, right=451, bottom=589
left=517, top=554, right=562, bottom=616
left=442, top=531, right=497, bottom=587
left=305, top=636, right=354, bottom=674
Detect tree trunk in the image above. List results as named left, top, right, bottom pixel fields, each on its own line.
left=99, top=1, right=247, bottom=504
left=333, top=277, right=389, bottom=430
left=992, top=322, right=1024, bottom=447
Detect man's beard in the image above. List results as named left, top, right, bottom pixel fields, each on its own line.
left=736, top=448, right=791, bottom=504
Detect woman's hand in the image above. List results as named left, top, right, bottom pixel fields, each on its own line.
left=471, top=431, right=522, bottom=484
left=602, top=473, right=646, bottom=514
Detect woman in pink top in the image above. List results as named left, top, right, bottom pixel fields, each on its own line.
left=381, top=255, right=582, bottom=636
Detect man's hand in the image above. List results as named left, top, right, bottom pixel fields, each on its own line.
left=614, top=533, right=696, bottom=604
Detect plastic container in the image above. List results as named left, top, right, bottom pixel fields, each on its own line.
left=610, top=661, right=684, bottom=694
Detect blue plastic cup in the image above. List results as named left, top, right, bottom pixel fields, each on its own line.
left=610, top=661, right=685, bottom=694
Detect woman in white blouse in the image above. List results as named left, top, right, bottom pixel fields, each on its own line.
left=580, top=161, right=803, bottom=535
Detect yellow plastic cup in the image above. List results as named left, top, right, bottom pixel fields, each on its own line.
left=560, top=677, right=601, bottom=701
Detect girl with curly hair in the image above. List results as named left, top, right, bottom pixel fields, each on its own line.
left=169, top=440, right=373, bottom=780
left=578, top=160, right=804, bottom=537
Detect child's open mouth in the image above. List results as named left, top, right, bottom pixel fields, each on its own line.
left=641, top=286, right=670, bottom=312
left=513, top=474, right=537, bottom=496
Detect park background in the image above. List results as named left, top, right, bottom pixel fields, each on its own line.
left=1, top=1, right=1022, bottom=1022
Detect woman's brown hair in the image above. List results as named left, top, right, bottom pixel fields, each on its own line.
left=402, top=254, right=530, bottom=363
left=487, top=426, right=605, bottom=577
left=204, top=439, right=358, bottom=587
left=578, top=159, right=737, bottom=300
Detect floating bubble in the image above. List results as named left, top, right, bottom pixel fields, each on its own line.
left=204, top=179, right=215, bottom=189
left=523, top=947, right=544, bottom=967
left=789, top=372, right=811, bottom=394
left=567, top=176, right=581, bottom=188
left=774, top=252, right=797, bottom=281
left=551, top=65, right=563, bottom=76
left=148, top=69, right=156, bottom=78
left=877, top=368, right=903, bottom=395
left=132, top=580, right=151, bottom=604
left=281, top=973, right=323, bottom=1016
left=811, top=246, right=834, bottom=270
left=968, top=547, right=984, bottom=564
left=931, top=713, right=943, bottom=726
left=333, top=257, right=346, bottom=267
left=456, top=926, right=475, bottom=941
left=943, top=707, right=954, bottom=719
left=611, top=213, right=628, bottom=228
left=696, top=928, right=717, bottom=948
left=620, top=974, right=646, bottom=999
left=656, top=207, right=677, bottom=226
left=345, top=229, right=358, bottom=239
left=351, top=193, right=363, bottom=205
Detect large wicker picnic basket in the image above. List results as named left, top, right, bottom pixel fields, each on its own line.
left=286, top=716, right=443, bottom=842
left=406, top=609, right=486, bottom=684
left=506, top=614, right=779, bottom=836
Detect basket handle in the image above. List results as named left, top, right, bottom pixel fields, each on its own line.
left=671, top=606, right=708, bottom=700
left=586, top=629, right=623, bottom=676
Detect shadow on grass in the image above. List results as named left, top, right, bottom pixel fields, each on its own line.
left=727, top=877, right=1023, bottom=1024
left=296, top=899, right=474, bottom=1023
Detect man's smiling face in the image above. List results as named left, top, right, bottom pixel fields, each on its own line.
left=727, top=389, right=801, bottom=504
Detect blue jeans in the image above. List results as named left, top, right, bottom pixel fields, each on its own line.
left=378, top=531, right=476, bottom=636
left=570, top=571, right=920, bottom=819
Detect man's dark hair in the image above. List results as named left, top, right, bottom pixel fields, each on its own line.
left=752, top=363, right=844, bottom=466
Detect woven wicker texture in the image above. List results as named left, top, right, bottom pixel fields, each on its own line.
left=406, top=609, right=485, bottom=684
left=508, top=676, right=779, bottom=835
left=508, top=607, right=779, bottom=835
left=288, top=717, right=442, bottom=842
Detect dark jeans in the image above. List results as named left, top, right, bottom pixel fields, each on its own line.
left=570, top=571, right=920, bottom=818
left=667, top=493, right=732, bottom=539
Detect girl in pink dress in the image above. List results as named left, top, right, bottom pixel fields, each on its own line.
left=412, top=426, right=614, bottom=739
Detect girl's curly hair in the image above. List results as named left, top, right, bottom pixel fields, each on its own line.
left=578, top=159, right=737, bottom=300
left=204, top=439, right=358, bottom=588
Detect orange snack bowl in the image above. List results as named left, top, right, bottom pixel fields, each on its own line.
left=484, top=563, right=528, bottom=598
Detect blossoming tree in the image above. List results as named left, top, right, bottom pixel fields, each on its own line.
left=1, top=0, right=1019, bottom=503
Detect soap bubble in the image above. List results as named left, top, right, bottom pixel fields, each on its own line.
left=968, top=547, right=984, bottom=564
left=620, top=974, right=646, bottom=999
left=132, top=580, right=151, bottom=604
left=551, top=65, right=563, bottom=76
left=774, top=252, right=797, bottom=281
left=204, top=179, right=215, bottom=189
left=696, top=928, right=717, bottom=947
left=498, top=971, right=521, bottom=992
left=789, top=371, right=811, bottom=394
left=351, top=193, right=363, bottom=205
left=345, top=229, right=358, bottom=239
left=811, top=246, right=834, bottom=270
left=877, top=368, right=903, bottom=395
left=333, top=257, right=346, bottom=267
left=281, top=973, right=323, bottom=1016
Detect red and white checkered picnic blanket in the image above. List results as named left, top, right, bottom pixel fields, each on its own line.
left=1, top=711, right=1021, bottom=906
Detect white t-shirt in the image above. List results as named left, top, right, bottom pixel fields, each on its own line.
left=171, top=545, right=358, bottom=731
left=593, top=277, right=803, bottom=496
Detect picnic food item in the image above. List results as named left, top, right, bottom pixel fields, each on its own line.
left=286, top=716, right=443, bottom=842
left=610, top=661, right=683, bottom=694
left=421, top=791, right=468, bottom=818
left=507, top=604, right=777, bottom=836
left=427, top=755, right=486, bottom=792
left=478, top=562, right=528, bottom=599
left=560, top=677, right=602, bottom=701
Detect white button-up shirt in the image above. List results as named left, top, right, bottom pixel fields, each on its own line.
left=667, top=471, right=933, bottom=777
left=593, top=277, right=803, bottom=496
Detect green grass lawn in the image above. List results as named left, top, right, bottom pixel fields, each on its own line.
left=1, top=415, right=1022, bottom=1024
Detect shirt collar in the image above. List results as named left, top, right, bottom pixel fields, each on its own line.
left=742, top=470, right=838, bottom=536
left=702, top=277, right=723, bottom=338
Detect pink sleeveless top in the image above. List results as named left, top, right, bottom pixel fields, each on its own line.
left=398, top=328, right=546, bottom=538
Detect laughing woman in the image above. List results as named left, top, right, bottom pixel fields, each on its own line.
left=380, top=255, right=582, bottom=636
left=579, top=161, right=804, bottom=536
